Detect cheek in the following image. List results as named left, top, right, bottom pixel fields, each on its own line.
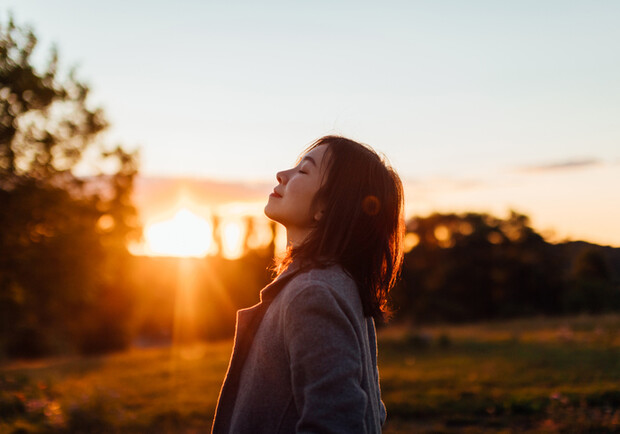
left=295, top=183, right=320, bottom=211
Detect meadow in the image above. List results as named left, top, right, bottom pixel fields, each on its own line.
left=1, top=314, right=619, bottom=433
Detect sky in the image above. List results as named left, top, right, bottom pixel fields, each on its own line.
left=3, top=1, right=620, bottom=246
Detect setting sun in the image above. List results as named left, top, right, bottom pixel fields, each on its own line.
left=220, top=220, right=245, bottom=259
left=144, top=209, right=212, bottom=258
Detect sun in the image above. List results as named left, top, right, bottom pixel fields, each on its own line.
left=144, top=208, right=212, bottom=258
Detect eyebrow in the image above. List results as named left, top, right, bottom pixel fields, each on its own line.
left=301, top=156, right=317, bottom=167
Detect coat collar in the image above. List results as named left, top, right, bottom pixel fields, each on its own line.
left=258, top=261, right=302, bottom=303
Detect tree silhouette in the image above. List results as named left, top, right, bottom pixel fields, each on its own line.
left=0, top=15, right=139, bottom=356
left=563, top=247, right=619, bottom=313
left=393, top=211, right=564, bottom=323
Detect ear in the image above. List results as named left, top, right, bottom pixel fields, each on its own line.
left=314, top=208, right=324, bottom=222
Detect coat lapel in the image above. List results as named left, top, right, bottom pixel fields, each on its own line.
left=211, top=265, right=301, bottom=433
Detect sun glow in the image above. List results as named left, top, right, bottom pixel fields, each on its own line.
left=220, top=220, right=245, bottom=259
left=144, top=209, right=212, bottom=257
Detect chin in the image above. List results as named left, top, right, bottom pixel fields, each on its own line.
left=264, top=202, right=277, bottom=221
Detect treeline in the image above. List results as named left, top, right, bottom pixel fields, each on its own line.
left=393, top=212, right=620, bottom=323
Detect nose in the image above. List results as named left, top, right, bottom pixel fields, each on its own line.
left=276, top=170, right=288, bottom=184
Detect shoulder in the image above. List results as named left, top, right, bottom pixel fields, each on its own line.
left=293, top=265, right=355, bottom=289
left=280, top=265, right=363, bottom=317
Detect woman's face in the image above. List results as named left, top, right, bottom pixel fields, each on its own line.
left=264, top=145, right=330, bottom=246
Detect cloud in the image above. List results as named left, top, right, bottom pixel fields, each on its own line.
left=133, top=176, right=273, bottom=220
left=516, top=158, right=601, bottom=173
left=135, top=176, right=272, bottom=202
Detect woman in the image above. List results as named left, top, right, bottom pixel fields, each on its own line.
left=212, top=136, right=404, bottom=433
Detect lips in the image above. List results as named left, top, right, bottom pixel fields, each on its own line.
left=270, top=189, right=282, bottom=198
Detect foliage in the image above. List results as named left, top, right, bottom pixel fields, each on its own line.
left=391, top=211, right=589, bottom=323
left=563, top=247, right=620, bottom=313
left=0, top=15, right=139, bottom=357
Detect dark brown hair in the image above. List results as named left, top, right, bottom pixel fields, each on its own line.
left=278, top=135, right=405, bottom=320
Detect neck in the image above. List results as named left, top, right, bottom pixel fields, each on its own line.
left=286, top=227, right=311, bottom=248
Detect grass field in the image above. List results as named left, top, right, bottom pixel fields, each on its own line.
left=2, top=314, right=620, bottom=433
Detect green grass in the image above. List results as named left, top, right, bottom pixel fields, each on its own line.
left=2, top=314, right=620, bottom=433
left=379, top=315, right=620, bottom=432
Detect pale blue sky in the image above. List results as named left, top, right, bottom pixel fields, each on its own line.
left=3, top=1, right=620, bottom=245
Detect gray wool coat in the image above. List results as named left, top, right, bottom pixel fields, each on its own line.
left=211, top=264, right=387, bottom=434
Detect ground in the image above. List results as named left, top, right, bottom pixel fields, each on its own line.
left=1, top=314, right=619, bottom=433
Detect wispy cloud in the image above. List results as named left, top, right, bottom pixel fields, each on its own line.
left=516, top=158, right=601, bottom=173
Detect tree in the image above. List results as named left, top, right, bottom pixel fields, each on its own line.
left=0, top=15, right=140, bottom=356
left=392, top=211, right=564, bottom=323
left=563, top=248, right=620, bottom=313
